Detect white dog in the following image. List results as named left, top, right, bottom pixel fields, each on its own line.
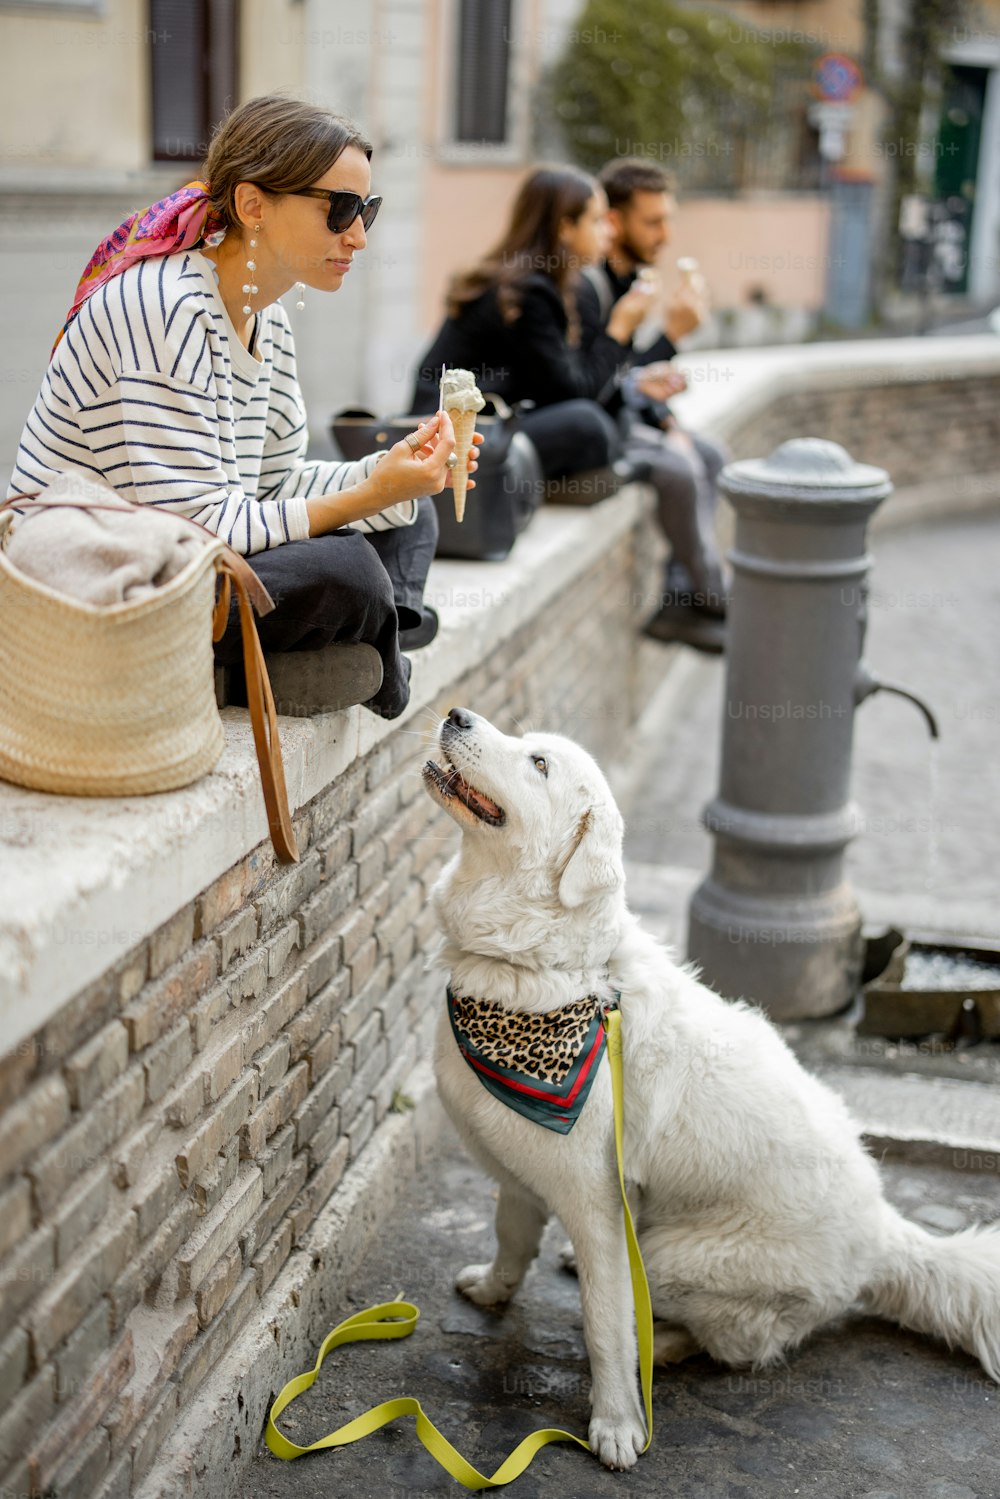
left=422, top=707, right=1000, bottom=1471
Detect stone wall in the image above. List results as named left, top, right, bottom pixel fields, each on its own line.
left=721, top=374, right=1000, bottom=524
left=0, top=517, right=653, bottom=1499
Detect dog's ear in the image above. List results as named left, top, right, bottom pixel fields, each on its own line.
left=557, top=802, right=625, bottom=909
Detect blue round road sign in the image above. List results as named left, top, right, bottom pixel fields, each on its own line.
left=813, top=53, right=863, bottom=101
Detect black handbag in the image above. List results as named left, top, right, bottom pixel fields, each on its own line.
left=330, top=397, right=545, bottom=562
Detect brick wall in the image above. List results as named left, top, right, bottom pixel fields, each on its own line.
left=0, top=516, right=656, bottom=1499
left=723, top=375, right=1000, bottom=490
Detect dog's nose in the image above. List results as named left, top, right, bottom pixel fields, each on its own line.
left=447, top=707, right=474, bottom=730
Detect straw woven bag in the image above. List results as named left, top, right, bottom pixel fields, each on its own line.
left=0, top=487, right=298, bottom=863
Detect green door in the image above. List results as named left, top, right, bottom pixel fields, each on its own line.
left=935, top=64, right=988, bottom=294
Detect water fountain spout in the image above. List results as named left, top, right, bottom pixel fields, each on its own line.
left=854, top=662, right=940, bottom=739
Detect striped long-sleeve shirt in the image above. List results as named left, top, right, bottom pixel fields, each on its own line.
left=6, top=249, right=416, bottom=554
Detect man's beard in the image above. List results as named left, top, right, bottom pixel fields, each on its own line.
left=619, top=231, right=654, bottom=268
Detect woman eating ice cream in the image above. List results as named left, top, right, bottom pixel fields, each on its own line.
left=7, top=94, right=480, bottom=720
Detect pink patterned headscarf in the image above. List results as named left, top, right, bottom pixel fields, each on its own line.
left=51, top=180, right=227, bottom=359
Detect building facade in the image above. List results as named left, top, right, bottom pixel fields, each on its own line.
left=1, top=0, right=997, bottom=476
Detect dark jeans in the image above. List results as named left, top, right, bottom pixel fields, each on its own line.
left=517, top=398, right=623, bottom=480
left=213, top=495, right=439, bottom=721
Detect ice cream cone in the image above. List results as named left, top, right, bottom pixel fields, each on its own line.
left=447, top=407, right=478, bottom=522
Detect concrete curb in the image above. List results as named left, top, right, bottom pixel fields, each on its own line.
left=133, top=1060, right=448, bottom=1499
left=814, top=1064, right=1000, bottom=1175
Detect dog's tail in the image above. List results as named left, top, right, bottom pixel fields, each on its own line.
left=862, top=1208, right=1000, bottom=1381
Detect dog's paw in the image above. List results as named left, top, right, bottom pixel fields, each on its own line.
left=455, top=1262, right=512, bottom=1306
left=557, top=1241, right=577, bottom=1276
left=588, top=1414, right=645, bottom=1471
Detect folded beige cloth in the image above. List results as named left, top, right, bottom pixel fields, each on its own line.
left=5, top=472, right=205, bottom=606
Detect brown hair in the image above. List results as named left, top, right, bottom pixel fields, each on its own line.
left=446, top=164, right=599, bottom=335
left=599, top=158, right=676, bottom=211
left=201, top=94, right=373, bottom=236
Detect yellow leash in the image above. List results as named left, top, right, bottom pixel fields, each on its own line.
left=264, top=1007, right=653, bottom=1487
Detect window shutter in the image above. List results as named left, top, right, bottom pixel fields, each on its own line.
left=454, top=0, right=512, bottom=144
left=150, top=0, right=207, bottom=161
left=150, top=0, right=239, bottom=163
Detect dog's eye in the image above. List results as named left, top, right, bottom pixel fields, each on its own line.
left=532, top=755, right=548, bottom=776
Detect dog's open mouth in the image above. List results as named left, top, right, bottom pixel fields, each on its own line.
left=423, top=756, right=506, bottom=826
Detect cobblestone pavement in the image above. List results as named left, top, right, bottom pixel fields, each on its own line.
left=240, top=512, right=1000, bottom=1499
left=242, top=1141, right=1000, bottom=1499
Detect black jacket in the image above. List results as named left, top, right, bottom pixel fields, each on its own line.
left=409, top=272, right=631, bottom=415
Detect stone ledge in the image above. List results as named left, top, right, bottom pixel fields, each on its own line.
left=871, top=472, right=1000, bottom=534
left=0, top=166, right=188, bottom=201
left=0, top=488, right=652, bottom=1051
left=672, top=335, right=1000, bottom=444
left=816, top=1065, right=1000, bottom=1170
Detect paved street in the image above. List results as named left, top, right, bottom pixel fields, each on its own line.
left=241, top=1143, right=1000, bottom=1499
left=240, top=509, right=1000, bottom=1499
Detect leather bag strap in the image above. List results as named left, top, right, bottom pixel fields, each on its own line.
left=214, top=551, right=298, bottom=864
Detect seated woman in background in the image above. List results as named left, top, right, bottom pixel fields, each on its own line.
left=410, top=165, right=655, bottom=481
left=7, top=94, right=477, bottom=721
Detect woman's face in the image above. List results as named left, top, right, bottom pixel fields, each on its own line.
left=559, top=190, right=611, bottom=269
left=266, top=144, right=374, bottom=293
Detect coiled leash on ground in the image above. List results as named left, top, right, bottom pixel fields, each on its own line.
left=264, top=1006, right=654, bottom=1488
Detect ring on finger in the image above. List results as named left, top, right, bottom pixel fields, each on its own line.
left=404, top=431, right=422, bottom=452
left=445, top=451, right=458, bottom=470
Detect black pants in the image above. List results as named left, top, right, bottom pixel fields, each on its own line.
left=517, top=399, right=623, bottom=479
left=213, top=495, right=439, bottom=720
left=626, top=422, right=728, bottom=601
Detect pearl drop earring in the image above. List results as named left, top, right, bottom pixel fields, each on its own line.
left=295, top=282, right=305, bottom=311
left=242, top=224, right=260, bottom=316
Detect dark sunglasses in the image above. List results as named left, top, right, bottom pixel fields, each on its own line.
left=288, top=188, right=382, bottom=233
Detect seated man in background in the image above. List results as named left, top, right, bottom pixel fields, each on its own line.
left=579, top=159, right=729, bottom=653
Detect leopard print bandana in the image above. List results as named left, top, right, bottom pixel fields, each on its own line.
left=447, top=986, right=614, bottom=1133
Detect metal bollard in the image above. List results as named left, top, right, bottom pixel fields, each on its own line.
left=687, top=438, right=934, bottom=1021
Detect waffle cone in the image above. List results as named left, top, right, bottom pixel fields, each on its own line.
left=447, top=408, right=478, bottom=522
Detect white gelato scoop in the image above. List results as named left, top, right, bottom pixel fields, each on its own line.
left=440, top=368, right=486, bottom=414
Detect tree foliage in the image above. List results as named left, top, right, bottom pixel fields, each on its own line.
left=548, top=0, right=789, bottom=177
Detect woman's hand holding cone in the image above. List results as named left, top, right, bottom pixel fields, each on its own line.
left=415, top=412, right=484, bottom=502
left=364, top=410, right=481, bottom=514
